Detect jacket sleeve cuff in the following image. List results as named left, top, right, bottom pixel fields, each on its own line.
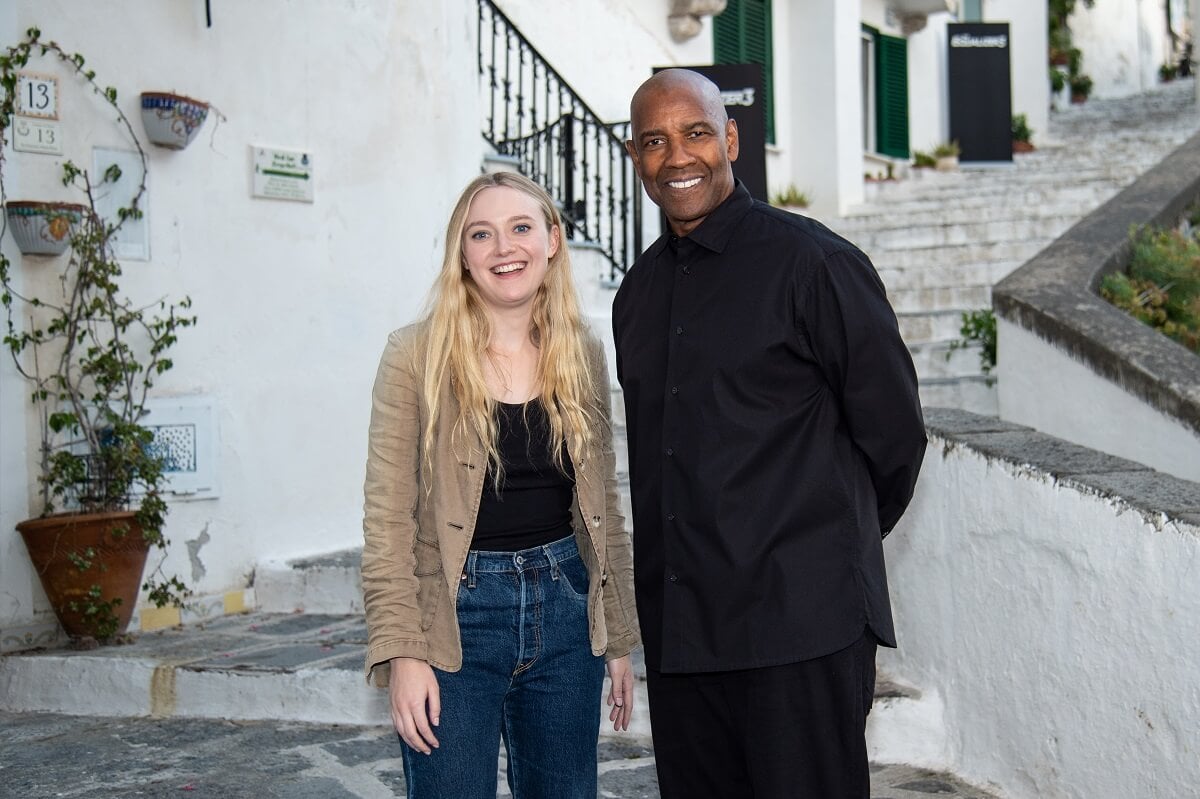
left=364, top=639, right=429, bottom=687
left=603, top=628, right=641, bottom=661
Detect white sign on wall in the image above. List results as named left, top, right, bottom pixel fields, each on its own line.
left=13, top=71, right=63, bottom=155
left=16, top=72, right=58, bottom=119
left=252, top=146, right=314, bottom=203
left=12, top=117, right=63, bottom=155
left=143, top=396, right=220, bottom=500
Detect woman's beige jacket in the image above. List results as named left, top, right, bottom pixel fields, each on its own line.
left=361, top=321, right=640, bottom=686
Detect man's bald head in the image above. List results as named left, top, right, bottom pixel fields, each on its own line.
left=630, top=69, right=728, bottom=133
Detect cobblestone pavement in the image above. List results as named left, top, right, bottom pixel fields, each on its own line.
left=1, top=711, right=1000, bottom=798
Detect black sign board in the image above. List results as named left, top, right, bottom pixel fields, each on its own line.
left=651, top=64, right=768, bottom=202
left=947, top=23, right=1013, bottom=163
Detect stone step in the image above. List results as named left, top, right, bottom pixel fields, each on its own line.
left=918, top=376, right=998, bottom=416
left=909, top=341, right=987, bottom=380
left=834, top=183, right=1118, bottom=229
left=0, top=611, right=982, bottom=795
left=898, top=309, right=972, bottom=344
left=888, top=284, right=991, bottom=314
left=870, top=238, right=1047, bottom=271
left=849, top=213, right=1079, bottom=253
left=878, top=260, right=1020, bottom=294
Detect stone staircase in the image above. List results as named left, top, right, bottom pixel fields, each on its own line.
left=825, top=79, right=1200, bottom=414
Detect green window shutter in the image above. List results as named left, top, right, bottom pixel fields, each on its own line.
left=875, top=31, right=909, bottom=158
left=713, top=0, right=774, bottom=144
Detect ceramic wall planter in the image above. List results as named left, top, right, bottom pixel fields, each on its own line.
left=140, top=91, right=209, bottom=150
left=17, top=510, right=151, bottom=639
left=4, top=201, right=87, bottom=256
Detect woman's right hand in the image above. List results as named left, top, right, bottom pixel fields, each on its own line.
left=389, top=657, right=441, bottom=754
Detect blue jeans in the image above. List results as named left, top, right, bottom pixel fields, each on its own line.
left=400, top=534, right=605, bottom=798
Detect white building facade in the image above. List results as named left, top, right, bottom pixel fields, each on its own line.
left=0, top=0, right=1062, bottom=640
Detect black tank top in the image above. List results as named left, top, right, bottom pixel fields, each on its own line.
left=471, top=400, right=576, bottom=551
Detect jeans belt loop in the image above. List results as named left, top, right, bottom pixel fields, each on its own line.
left=543, top=542, right=561, bottom=581
left=465, top=550, right=478, bottom=589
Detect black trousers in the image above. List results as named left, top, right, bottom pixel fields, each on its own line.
left=646, top=629, right=878, bottom=799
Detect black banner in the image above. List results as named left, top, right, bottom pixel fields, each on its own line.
left=947, top=23, right=1013, bottom=163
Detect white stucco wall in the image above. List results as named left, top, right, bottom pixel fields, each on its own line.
left=997, top=318, right=1200, bottom=483
left=907, top=15, right=951, bottom=158
left=779, top=0, right=865, bottom=216
left=0, top=0, right=724, bottom=637
left=1071, top=0, right=1175, bottom=98
left=880, top=434, right=1200, bottom=798
left=496, top=0, right=712, bottom=123
left=989, top=0, right=1049, bottom=147
left=1, top=0, right=483, bottom=629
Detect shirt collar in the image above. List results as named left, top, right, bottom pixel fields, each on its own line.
left=648, top=180, right=755, bottom=258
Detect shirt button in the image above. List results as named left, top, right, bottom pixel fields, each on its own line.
left=666, top=513, right=675, bottom=521
left=675, top=326, right=683, bottom=335
left=666, top=447, right=674, bottom=456
left=682, top=265, right=691, bottom=275
left=668, top=573, right=678, bottom=582
left=670, top=386, right=679, bottom=395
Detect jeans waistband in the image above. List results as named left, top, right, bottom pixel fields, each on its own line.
left=464, top=534, right=579, bottom=586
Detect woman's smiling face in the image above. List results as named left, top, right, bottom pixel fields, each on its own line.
left=462, top=185, right=561, bottom=316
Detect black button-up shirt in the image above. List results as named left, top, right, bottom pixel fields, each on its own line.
left=613, top=183, right=926, bottom=673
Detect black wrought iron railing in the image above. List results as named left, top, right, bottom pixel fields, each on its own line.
left=478, top=0, right=641, bottom=281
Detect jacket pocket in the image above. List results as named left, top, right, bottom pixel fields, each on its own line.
left=413, top=535, right=443, bottom=631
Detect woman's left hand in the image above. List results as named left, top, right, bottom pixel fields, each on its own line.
left=606, top=655, right=635, bottom=731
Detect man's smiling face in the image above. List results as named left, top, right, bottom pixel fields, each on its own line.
left=626, top=72, right=739, bottom=238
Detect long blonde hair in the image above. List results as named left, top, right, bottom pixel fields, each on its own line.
left=420, top=172, right=596, bottom=477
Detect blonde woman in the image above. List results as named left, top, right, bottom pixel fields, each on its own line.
left=362, top=172, right=640, bottom=798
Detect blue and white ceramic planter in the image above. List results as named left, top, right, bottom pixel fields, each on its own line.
left=5, top=201, right=87, bottom=256
left=140, top=91, right=209, bottom=150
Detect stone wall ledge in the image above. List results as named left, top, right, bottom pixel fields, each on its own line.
left=992, top=129, right=1200, bottom=437
left=925, top=407, right=1200, bottom=531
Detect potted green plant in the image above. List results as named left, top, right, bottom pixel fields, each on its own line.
left=1069, top=73, right=1093, bottom=103
left=0, top=28, right=195, bottom=642
left=911, top=150, right=937, bottom=169
left=933, top=140, right=960, bottom=171
left=1159, top=62, right=1178, bottom=83
left=1011, top=114, right=1035, bottom=154
left=770, top=184, right=810, bottom=211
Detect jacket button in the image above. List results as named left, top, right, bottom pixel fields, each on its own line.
left=591, top=515, right=601, bottom=526
left=601, top=572, right=608, bottom=585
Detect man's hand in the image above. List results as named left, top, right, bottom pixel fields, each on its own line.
left=606, top=655, right=635, bottom=731
left=389, top=657, right=441, bottom=754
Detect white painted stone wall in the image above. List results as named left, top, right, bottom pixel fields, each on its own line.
left=875, top=434, right=1200, bottom=798
left=988, top=0, right=1050, bottom=148
left=773, top=0, right=866, bottom=216
left=496, top=0, right=712, bottom=123
left=771, top=1, right=1048, bottom=214
left=0, top=0, right=483, bottom=630
left=907, top=15, right=952, bottom=159
left=997, top=319, right=1200, bottom=483
left=0, top=1, right=706, bottom=635
left=1070, top=0, right=1179, bottom=98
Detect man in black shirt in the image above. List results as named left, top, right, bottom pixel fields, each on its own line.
left=614, top=68, right=926, bottom=798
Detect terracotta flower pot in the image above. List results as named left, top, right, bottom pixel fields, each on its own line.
left=1012, top=140, right=1036, bottom=154
left=140, top=91, right=209, bottom=150
left=5, top=201, right=87, bottom=256
left=17, top=510, right=152, bottom=639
